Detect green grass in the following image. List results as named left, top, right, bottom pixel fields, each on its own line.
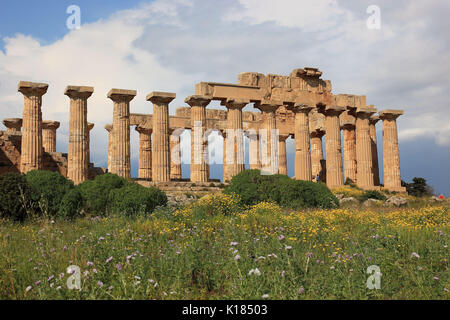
left=0, top=203, right=448, bottom=300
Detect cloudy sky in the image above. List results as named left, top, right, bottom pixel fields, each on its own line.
left=0, top=0, right=449, bottom=195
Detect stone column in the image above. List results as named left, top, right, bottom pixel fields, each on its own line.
left=136, top=126, right=152, bottom=179
left=288, top=104, right=313, bottom=181
left=278, top=134, right=289, bottom=175
left=310, top=129, right=325, bottom=180
left=353, top=107, right=377, bottom=189
left=18, top=81, right=48, bottom=173
left=104, top=124, right=113, bottom=171
left=87, top=122, right=94, bottom=164
left=220, top=129, right=229, bottom=182
left=223, top=98, right=248, bottom=180
left=318, top=105, right=345, bottom=189
left=379, top=110, right=406, bottom=192
left=255, top=100, right=280, bottom=175
left=185, top=95, right=211, bottom=183
left=170, top=128, right=183, bottom=180
left=108, top=89, right=136, bottom=179
left=147, top=92, right=176, bottom=182
left=341, top=118, right=357, bottom=184
left=247, top=128, right=261, bottom=170
left=65, top=86, right=94, bottom=185
left=42, top=120, right=60, bottom=153
left=370, top=115, right=380, bottom=186
left=3, top=118, right=22, bottom=135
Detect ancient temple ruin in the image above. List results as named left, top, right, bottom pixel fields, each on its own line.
left=0, top=68, right=406, bottom=192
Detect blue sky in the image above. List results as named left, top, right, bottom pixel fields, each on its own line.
left=0, top=0, right=449, bottom=196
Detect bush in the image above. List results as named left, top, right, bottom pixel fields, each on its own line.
left=58, top=188, right=84, bottom=220
left=25, top=170, right=74, bottom=217
left=108, top=183, right=167, bottom=216
left=402, top=177, right=433, bottom=198
left=224, top=169, right=339, bottom=209
left=358, top=190, right=387, bottom=202
left=0, top=173, right=34, bottom=221
left=78, top=173, right=127, bottom=214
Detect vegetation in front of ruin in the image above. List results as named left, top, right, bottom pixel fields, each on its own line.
left=0, top=201, right=448, bottom=300
left=224, top=169, right=339, bottom=209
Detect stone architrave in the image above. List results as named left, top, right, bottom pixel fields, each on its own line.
left=108, top=89, right=136, bottom=179
left=379, top=109, right=406, bottom=192
left=104, top=124, right=113, bottom=171
left=310, top=129, right=325, bottom=180
left=18, top=81, right=48, bottom=173
left=65, top=86, right=94, bottom=184
left=185, top=95, right=212, bottom=183
left=170, top=128, right=183, bottom=180
left=318, top=104, right=346, bottom=189
left=369, top=115, right=381, bottom=186
left=147, top=91, right=176, bottom=182
left=255, top=100, right=281, bottom=175
left=288, top=103, right=314, bottom=181
left=352, top=107, right=377, bottom=189
left=87, top=122, right=94, bottom=164
left=42, top=120, right=60, bottom=153
left=136, top=126, right=152, bottom=179
left=278, top=134, right=289, bottom=175
left=3, top=118, right=22, bottom=135
left=223, top=98, right=248, bottom=181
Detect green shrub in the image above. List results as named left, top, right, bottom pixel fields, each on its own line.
left=58, top=188, right=83, bottom=220
left=25, top=170, right=74, bottom=217
left=358, top=189, right=387, bottom=202
left=78, top=173, right=127, bottom=214
left=224, top=169, right=338, bottom=209
left=108, top=183, right=167, bottom=216
left=0, top=173, right=34, bottom=221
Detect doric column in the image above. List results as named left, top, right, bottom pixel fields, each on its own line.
left=3, top=118, right=22, bottom=135
left=170, top=128, right=183, bottom=180
left=246, top=129, right=261, bottom=170
left=135, top=126, right=152, bottom=179
left=255, top=100, right=281, bottom=175
left=220, top=129, right=229, bottom=181
left=18, top=81, right=48, bottom=173
left=352, top=107, right=377, bottom=189
left=379, top=110, right=406, bottom=192
left=147, top=92, right=176, bottom=182
left=65, top=86, right=94, bottom=184
left=87, top=122, right=94, bottom=164
left=369, top=115, right=380, bottom=186
left=310, top=129, right=325, bottom=180
left=42, top=120, right=60, bottom=153
left=104, top=124, right=113, bottom=171
left=340, top=109, right=357, bottom=184
left=278, top=134, right=289, bottom=175
left=223, top=98, right=248, bottom=180
left=108, top=89, right=136, bottom=179
left=288, top=103, right=313, bottom=181
left=318, top=104, right=346, bottom=189
left=185, top=95, right=211, bottom=183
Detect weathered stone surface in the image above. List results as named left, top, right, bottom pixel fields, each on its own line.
left=363, top=198, right=383, bottom=207
left=383, top=195, right=407, bottom=207
left=339, top=197, right=358, bottom=205
left=42, top=120, right=60, bottom=153
left=369, top=115, right=380, bottom=186
left=136, top=126, right=152, bottom=179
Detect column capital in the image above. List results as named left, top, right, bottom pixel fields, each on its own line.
left=287, top=103, right=314, bottom=114
left=3, top=118, right=22, bottom=130
left=379, top=109, right=404, bottom=120
left=18, top=81, right=48, bottom=96
left=146, top=91, right=176, bottom=104
left=108, top=89, right=136, bottom=102
left=341, top=121, right=355, bottom=130
left=104, top=124, right=113, bottom=132
left=222, top=97, right=249, bottom=109
left=135, top=125, right=152, bottom=134
left=279, top=133, right=290, bottom=141
left=65, top=86, right=94, bottom=99
left=255, top=99, right=282, bottom=113
left=318, top=104, right=346, bottom=116
left=42, top=120, right=60, bottom=130
left=369, top=115, right=380, bottom=125
left=88, top=122, right=95, bottom=131
left=184, top=95, right=212, bottom=107
left=311, top=129, right=325, bottom=139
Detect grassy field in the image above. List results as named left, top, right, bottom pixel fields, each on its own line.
left=0, top=195, right=448, bottom=300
